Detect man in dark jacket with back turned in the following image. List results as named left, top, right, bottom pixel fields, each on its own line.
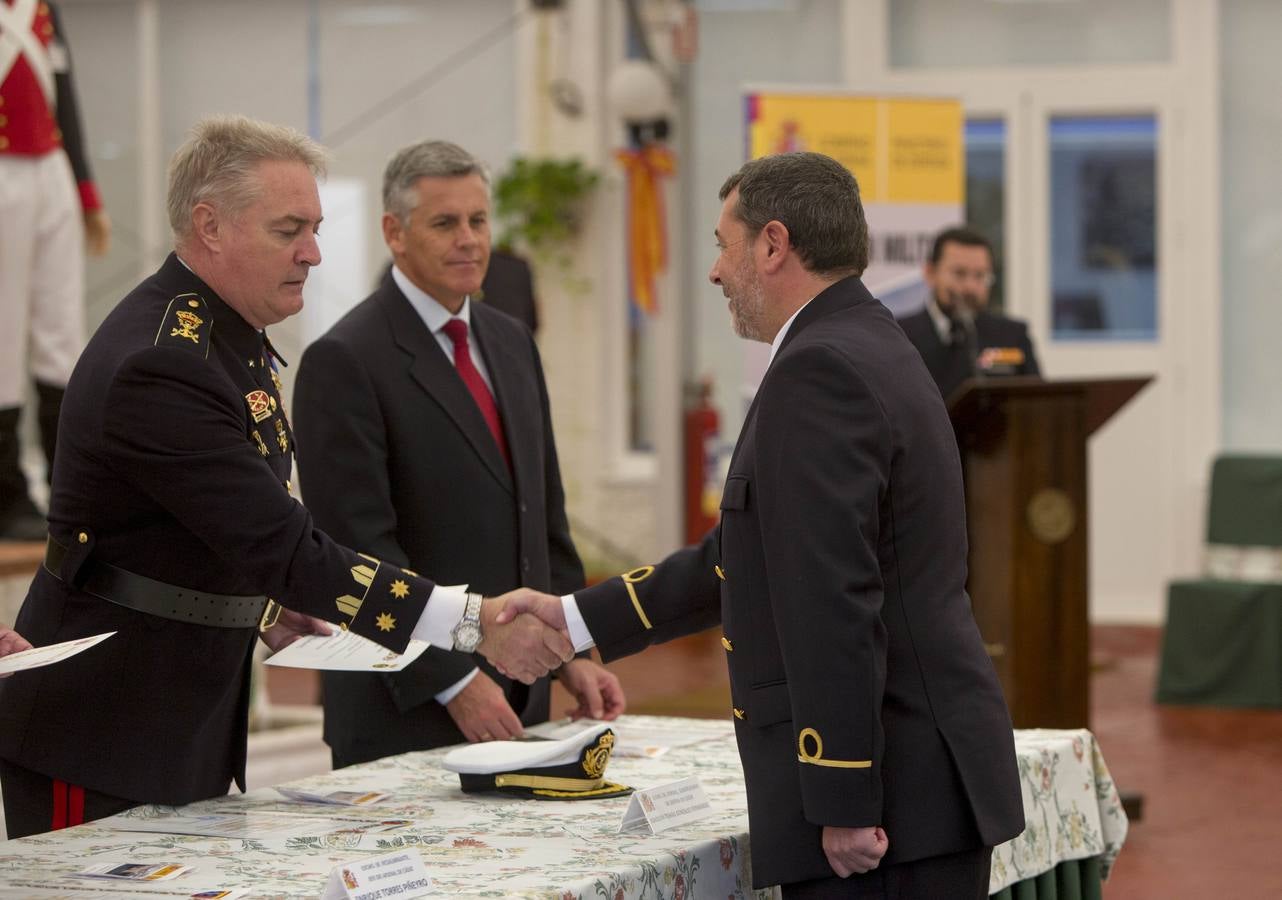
left=500, top=153, right=1025, bottom=897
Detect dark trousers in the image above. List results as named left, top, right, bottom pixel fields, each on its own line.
left=782, top=846, right=993, bottom=900
left=0, top=758, right=135, bottom=840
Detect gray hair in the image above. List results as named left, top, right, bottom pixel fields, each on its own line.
left=167, top=115, right=327, bottom=241
left=383, top=140, right=489, bottom=224
left=719, top=152, right=869, bottom=277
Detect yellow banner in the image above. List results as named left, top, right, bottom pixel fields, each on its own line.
left=746, top=93, right=962, bottom=205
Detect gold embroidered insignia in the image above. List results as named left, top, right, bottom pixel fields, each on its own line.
left=269, top=396, right=278, bottom=412
left=252, top=430, right=269, bottom=456
left=336, top=555, right=377, bottom=617
left=390, top=579, right=410, bottom=599
left=581, top=730, right=615, bottom=778
left=275, top=419, right=289, bottom=452
left=245, top=390, right=272, bottom=423
left=170, top=310, right=204, bottom=343
left=271, top=370, right=283, bottom=391
left=376, top=612, right=396, bottom=632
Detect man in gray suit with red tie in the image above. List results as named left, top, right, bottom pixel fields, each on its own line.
left=294, top=141, right=622, bottom=767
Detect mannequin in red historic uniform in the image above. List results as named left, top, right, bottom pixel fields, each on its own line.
left=0, top=0, right=110, bottom=539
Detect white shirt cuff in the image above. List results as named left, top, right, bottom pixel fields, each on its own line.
left=434, top=667, right=480, bottom=705
left=562, top=594, right=595, bottom=653
left=411, top=584, right=468, bottom=648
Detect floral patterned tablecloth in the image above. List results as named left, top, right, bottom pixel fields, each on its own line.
left=991, top=728, right=1128, bottom=892
left=0, top=717, right=1125, bottom=898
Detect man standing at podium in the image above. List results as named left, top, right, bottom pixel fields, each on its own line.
left=897, top=227, right=1040, bottom=403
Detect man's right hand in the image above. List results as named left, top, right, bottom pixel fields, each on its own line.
left=822, top=825, right=889, bottom=877
left=491, top=588, right=566, bottom=630
left=445, top=671, right=524, bottom=743
left=476, top=593, right=573, bottom=685
left=0, top=626, right=33, bottom=677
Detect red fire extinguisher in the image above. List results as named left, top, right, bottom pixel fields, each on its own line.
left=683, top=378, right=721, bottom=544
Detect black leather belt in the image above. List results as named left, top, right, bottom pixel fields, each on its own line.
left=44, top=537, right=268, bottom=629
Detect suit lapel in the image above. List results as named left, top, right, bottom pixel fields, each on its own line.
left=381, top=281, right=514, bottom=493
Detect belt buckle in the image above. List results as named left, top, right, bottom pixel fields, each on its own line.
left=258, top=599, right=282, bottom=632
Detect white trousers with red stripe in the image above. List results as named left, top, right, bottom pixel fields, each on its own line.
left=0, top=149, right=85, bottom=408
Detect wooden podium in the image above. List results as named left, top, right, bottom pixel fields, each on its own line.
left=949, top=376, right=1151, bottom=729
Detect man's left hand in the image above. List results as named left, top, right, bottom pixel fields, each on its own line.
left=822, top=825, right=889, bottom=877
left=557, top=657, right=626, bottom=721
left=261, top=608, right=332, bottom=652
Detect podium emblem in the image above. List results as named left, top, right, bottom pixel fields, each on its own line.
left=1027, top=488, right=1076, bottom=544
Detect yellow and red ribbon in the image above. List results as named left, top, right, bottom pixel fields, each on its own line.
left=615, top=144, right=675, bottom=315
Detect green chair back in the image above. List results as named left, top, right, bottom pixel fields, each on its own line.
left=1207, top=455, right=1282, bottom=547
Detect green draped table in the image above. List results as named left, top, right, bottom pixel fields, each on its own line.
left=1157, top=454, right=1282, bottom=708
left=0, top=716, right=1126, bottom=898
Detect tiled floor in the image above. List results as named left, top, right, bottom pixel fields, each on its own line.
left=268, top=625, right=1282, bottom=898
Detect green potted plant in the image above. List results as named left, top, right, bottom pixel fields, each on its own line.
left=493, top=156, right=599, bottom=276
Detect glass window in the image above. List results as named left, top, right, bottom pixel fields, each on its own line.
left=1049, top=116, right=1158, bottom=341
left=890, top=0, right=1171, bottom=69
left=965, top=119, right=1006, bottom=313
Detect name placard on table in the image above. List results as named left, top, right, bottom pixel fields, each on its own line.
left=618, top=776, right=714, bottom=834
left=322, top=850, right=433, bottom=900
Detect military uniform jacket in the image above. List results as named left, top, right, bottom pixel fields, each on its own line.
left=0, top=253, right=437, bottom=805
left=293, top=273, right=583, bottom=764
left=897, top=307, right=1040, bottom=404
left=576, top=276, right=1025, bottom=888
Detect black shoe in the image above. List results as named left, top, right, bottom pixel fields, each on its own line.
left=1, top=405, right=46, bottom=541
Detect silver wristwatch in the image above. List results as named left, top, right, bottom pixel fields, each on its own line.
left=451, top=592, right=484, bottom=652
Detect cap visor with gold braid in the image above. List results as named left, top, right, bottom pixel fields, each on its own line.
left=442, top=724, right=633, bottom=801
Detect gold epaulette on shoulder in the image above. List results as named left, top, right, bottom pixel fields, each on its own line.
left=155, top=293, right=211, bottom=358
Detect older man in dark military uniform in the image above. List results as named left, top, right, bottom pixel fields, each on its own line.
left=0, top=115, right=573, bottom=840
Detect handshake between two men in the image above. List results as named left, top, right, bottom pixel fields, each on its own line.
left=261, top=588, right=571, bottom=685
left=472, top=589, right=573, bottom=685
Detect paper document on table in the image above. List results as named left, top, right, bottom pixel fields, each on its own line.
left=526, top=718, right=726, bottom=758
left=76, top=861, right=192, bottom=882
left=276, top=788, right=391, bottom=806
left=104, top=812, right=413, bottom=839
left=0, top=632, right=115, bottom=675
left=264, top=629, right=428, bottom=672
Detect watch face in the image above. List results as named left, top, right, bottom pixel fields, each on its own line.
left=453, top=621, right=482, bottom=651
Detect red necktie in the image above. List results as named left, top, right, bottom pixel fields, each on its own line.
left=442, top=319, right=510, bottom=468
